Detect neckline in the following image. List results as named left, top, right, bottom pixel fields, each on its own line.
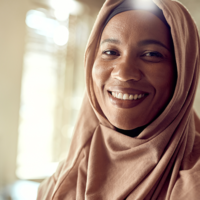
left=116, top=125, right=148, bottom=138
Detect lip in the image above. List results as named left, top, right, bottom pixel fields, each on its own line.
left=107, top=86, right=149, bottom=95
left=107, top=87, right=149, bottom=109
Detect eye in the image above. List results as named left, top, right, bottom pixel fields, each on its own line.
left=144, top=52, right=163, bottom=58
left=103, top=50, right=119, bottom=56
left=101, top=50, right=120, bottom=60
left=141, top=51, right=164, bottom=62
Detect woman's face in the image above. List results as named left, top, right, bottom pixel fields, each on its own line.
left=92, top=10, right=176, bottom=130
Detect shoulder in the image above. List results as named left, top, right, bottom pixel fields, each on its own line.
left=170, top=132, right=200, bottom=199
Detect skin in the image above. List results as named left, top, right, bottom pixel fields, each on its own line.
left=92, top=10, right=176, bottom=130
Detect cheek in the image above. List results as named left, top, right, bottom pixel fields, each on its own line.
left=148, top=63, right=176, bottom=98
left=92, top=60, right=111, bottom=89
left=158, top=65, right=176, bottom=90
left=92, top=60, right=111, bottom=112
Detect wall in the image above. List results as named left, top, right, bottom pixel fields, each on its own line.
left=179, top=0, right=200, bottom=115
left=0, top=0, right=28, bottom=187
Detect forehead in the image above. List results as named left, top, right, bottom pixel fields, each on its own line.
left=101, top=10, right=171, bottom=46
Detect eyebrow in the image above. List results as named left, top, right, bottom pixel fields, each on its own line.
left=101, top=38, right=169, bottom=51
left=138, top=39, right=170, bottom=51
left=101, top=38, right=121, bottom=45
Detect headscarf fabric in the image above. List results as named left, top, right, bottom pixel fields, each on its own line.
left=104, top=0, right=170, bottom=29
left=37, top=0, right=200, bottom=199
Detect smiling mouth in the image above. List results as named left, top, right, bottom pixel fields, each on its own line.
left=110, top=91, right=145, bottom=100
left=108, top=90, right=149, bottom=109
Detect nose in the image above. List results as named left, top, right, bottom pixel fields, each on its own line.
left=111, top=56, right=142, bottom=82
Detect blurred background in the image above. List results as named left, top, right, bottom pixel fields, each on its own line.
left=0, top=0, right=199, bottom=199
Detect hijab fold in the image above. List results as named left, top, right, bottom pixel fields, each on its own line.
left=37, top=0, right=200, bottom=199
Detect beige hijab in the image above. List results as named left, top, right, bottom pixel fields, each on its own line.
left=37, top=0, right=200, bottom=199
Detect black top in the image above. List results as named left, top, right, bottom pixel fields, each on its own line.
left=104, top=0, right=170, bottom=29
left=116, top=125, right=148, bottom=138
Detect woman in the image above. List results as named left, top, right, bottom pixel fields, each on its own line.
left=37, top=0, right=200, bottom=199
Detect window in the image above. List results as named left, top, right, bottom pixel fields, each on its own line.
left=16, top=1, right=97, bottom=180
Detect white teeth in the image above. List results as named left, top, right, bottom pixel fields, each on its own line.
left=123, top=94, right=129, bottom=100
left=112, top=92, right=116, bottom=97
left=118, top=93, right=123, bottom=99
left=134, top=94, right=138, bottom=100
left=111, top=92, right=145, bottom=101
left=129, top=95, right=134, bottom=100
